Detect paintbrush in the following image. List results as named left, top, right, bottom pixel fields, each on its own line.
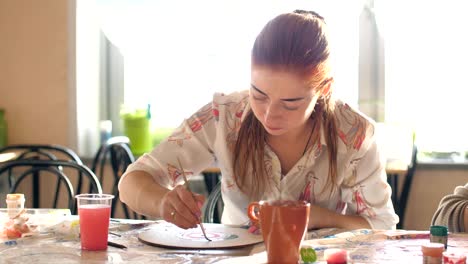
left=107, top=241, right=127, bottom=249
left=177, top=158, right=212, bottom=242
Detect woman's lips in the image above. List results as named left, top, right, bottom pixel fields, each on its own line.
left=265, top=124, right=282, bottom=131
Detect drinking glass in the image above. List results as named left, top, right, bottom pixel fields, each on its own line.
left=76, top=194, right=114, bottom=251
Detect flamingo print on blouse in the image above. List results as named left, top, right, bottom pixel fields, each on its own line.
left=222, top=99, right=247, bottom=143
left=353, top=187, right=376, bottom=217
left=167, top=127, right=192, bottom=147
left=187, top=104, right=214, bottom=133
left=299, top=172, right=319, bottom=204
left=213, top=102, right=220, bottom=121
left=336, top=103, right=368, bottom=150
left=167, top=163, right=193, bottom=187
left=335, top=200, right=346, bottom=213
left=344, top=158, right=376, bottom=217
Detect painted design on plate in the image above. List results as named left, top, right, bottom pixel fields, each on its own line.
left=176, top=230, right=238, bottom=242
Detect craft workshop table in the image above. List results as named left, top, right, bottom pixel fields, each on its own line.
left=0, top=216, right=264, bottom=263
left=1, top=214, right=468, bottom=263
left=222, top=229, right=468, bottom=263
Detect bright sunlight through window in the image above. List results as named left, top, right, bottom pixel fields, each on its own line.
left=96, top=0, right=359, bottom=128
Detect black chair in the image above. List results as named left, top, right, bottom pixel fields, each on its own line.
left=396, top=145, right=418, bottom=229
left=0, top=144, right=82, bottom=162
left=0, top=159, right=102, bottom=213
left=91, top=136, right=143, bottom=219
left=386, top=143, right=418, bottom=229
left=202, top=181, right=223, bottom=223
left=0, top=144, right=84, bottom=209
left=202, top=167, right=222, bottom=197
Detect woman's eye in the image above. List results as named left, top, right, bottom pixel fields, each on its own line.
left=283, top=105, right=299, bottom=111
left=253, top=95, right=267, bottom=101
left=282, top=101, right=301, bottom=111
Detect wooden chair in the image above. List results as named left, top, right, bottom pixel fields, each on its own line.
left=0, top=159, right=102, bottom=213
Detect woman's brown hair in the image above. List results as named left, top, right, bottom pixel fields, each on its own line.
left=232, top=10, right=338, bottom=199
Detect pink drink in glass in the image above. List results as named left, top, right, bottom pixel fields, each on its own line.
left=79, top=204, right=111, bottom=250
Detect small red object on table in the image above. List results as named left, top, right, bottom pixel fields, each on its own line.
left=443, top=251, right=467, bottom=264
left=324, top=248, right=348, bottom=264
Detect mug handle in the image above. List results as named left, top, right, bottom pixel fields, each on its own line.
left=247, top=202, right=260, bottom=225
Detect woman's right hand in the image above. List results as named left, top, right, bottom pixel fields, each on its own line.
left=159, top=185, right=206, bottom=229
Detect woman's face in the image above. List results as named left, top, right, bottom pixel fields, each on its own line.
left=250, top=66, right=321, bottom=136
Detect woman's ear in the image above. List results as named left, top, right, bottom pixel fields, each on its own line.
left=320, top=81, right=332, bottom=98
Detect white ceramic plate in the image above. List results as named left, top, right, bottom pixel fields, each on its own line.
left=138, top=222, right=263, bottom=249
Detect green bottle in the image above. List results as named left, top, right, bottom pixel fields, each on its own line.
left=0, top=108, right=7, bottom=148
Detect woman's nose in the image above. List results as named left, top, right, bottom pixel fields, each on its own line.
left=265, top=103, right=282, bottom=121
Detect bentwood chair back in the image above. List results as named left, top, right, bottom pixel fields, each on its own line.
left=0, top=144, right=84, bottom=209
left=202, top=181, right=223, bottom=223
left=91, top=136, right=144, bottom=219
left=0, top=159, right=102, bottom=213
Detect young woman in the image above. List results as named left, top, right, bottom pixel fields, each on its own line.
left=118, top=10, right=399, bottom=230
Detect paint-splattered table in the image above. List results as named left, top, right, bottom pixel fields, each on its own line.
left=1, top=218, right=467, bottom=263
left=218, top=229, right=468, bottom=263
left=1, top=218, right=266, bottom=263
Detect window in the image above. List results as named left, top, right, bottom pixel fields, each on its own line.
left=95, top=0, right=361, bottom=128
left=77, top=1, right=392, bottom=157
left=376, top=1, right=468, bottom=162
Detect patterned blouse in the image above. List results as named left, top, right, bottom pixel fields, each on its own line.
left=120, top=90, right=399, bottom=230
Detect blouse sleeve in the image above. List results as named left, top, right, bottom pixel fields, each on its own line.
left=341, top=128, right=400, bottom=230
left=119, top=101, right=218, bottom=189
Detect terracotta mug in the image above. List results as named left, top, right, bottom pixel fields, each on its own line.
left=248, top=200, right=310, bottom=264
